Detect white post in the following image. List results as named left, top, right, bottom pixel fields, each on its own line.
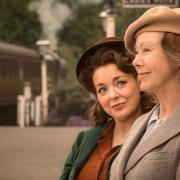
left=35, top=96, right=42, bottom=126
left=24, top=82, right=32, bottom=100
left=36, top=39, right=50, bottom=125
left=25, top=101, right=30, bottom=126
left=100, top=10, right=116, bottom=38
left=41, top=60, right=48, bottom=124
left=30, top=100, right=35, bottom=125
left=23, top=82, right=32, bottom=126
left=106, top=13, right=116, bottom=37
left=17, top=95, right=25, bottom=128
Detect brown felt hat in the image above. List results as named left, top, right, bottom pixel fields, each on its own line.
left=124, top=6, right=180, bottom=54
left=76, top=37, right=124, bottom=92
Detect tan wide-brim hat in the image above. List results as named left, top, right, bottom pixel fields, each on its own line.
left=124, top=6, right=180, bottom=54
left=76, top=37, right=124, bottom=92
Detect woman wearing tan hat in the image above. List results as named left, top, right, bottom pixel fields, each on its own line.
left=110, top=6, right=180, bottom=180
left=59, top=37, right=155, bottom=180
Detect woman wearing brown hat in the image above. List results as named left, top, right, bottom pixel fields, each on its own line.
left=59, top=37, right=155, bottom=180
left=110, top=6, right=180, bottom=180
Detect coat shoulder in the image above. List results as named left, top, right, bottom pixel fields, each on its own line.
left=77, top=121, right=111, bottom=141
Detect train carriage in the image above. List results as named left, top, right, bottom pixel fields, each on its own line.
left=0, top=42, right=59, bottom=125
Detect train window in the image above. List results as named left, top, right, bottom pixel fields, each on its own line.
left=5, top=60, right=18, bottom=79
left=24, top=62, right=34, bottom=79
left=33, top=63, right=40, bottom=78
left=23, top=62, right=28, bottom=79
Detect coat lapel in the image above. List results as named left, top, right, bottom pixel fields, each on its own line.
left=110, top=109, right=153, bottom=180
left=73, top=122, right=110, bottom=176
left=125, top=106, right=180, bottom=174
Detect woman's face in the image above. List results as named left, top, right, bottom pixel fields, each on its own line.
left=92, top=63, right=141, bottom=121
left=133, top=32, right=176, bottom=92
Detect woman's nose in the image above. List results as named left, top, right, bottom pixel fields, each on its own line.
left=132, top=54, right=143, bottom=67
left=109, top=87, right=119, bottom=99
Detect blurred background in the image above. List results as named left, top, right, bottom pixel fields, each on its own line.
left=0, top=0, right=178, bottom=179
left=0, top=0, right=147, bottom=127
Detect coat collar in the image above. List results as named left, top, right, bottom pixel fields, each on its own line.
left=110, top=105, right=180, bottom=180
left=73, top=121, right=112, bottom=176
left=110, top=107, right=154, bottom=180
left=125, top=105, right=180, bottom=174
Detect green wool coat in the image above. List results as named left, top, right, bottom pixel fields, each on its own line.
left=59, top=121, right=120, bottom=180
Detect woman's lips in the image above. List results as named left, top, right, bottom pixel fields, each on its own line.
left=111, top=102, right=126, bottom=109
left=138, top=72, right=150, bottom=79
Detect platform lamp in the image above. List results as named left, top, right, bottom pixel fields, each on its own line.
left=100, top=0, right=116, bottom=37
left=36, top=39, right=50, bottom=125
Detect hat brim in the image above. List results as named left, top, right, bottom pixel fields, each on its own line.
left=124, top=6, right=180, bottom=54
left=76, top=37, right=124, bottom=79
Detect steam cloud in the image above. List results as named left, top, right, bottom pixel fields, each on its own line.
left=28, top=0, right=72, bottom=51
left=28, top=0, right=102, bottom=50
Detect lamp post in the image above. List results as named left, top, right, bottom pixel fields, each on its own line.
left=36, top=39, right=50, bottom=124
left=100, top=0, right=116, bottom=37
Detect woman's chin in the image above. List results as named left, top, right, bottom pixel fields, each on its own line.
left=140, top=83, right=152, bottom=91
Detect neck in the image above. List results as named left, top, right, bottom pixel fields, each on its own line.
left=152, top=81, right=180, bottom=119
left=112, top=106, right=142, bottom=147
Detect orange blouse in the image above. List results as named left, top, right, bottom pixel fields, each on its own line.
left=76, top=122, right=119, bottom=180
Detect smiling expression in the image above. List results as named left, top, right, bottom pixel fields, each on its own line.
left=133, top=32, right=176, bottom=92
left=92, top=63, right=141, bottom=122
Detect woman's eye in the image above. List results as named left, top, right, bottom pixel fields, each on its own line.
left=143, top=48, right=150, bottom=53
left=97, top=87, right=107, bottom=94
left=117, top=80, right=127, bottom=86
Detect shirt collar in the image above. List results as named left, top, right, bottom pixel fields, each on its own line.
left=147, top=105, right=160, bottom=127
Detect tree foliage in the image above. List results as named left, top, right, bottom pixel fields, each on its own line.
left=0, top=0, right=145, bottom=50
left=0, top=0, right=147, bottom=125
left=0, top=0, right=41, bottom=48
left=59, top=0, right=145, bottom=51
left=59, top=3, right=104, bottom=51
left=115, top=1, right=145, bottom=37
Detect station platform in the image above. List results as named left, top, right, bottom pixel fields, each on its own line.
left=0, top=126, right=89, bottom=180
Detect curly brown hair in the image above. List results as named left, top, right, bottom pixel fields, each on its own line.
left=78, top=42, right=156, bottom=126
